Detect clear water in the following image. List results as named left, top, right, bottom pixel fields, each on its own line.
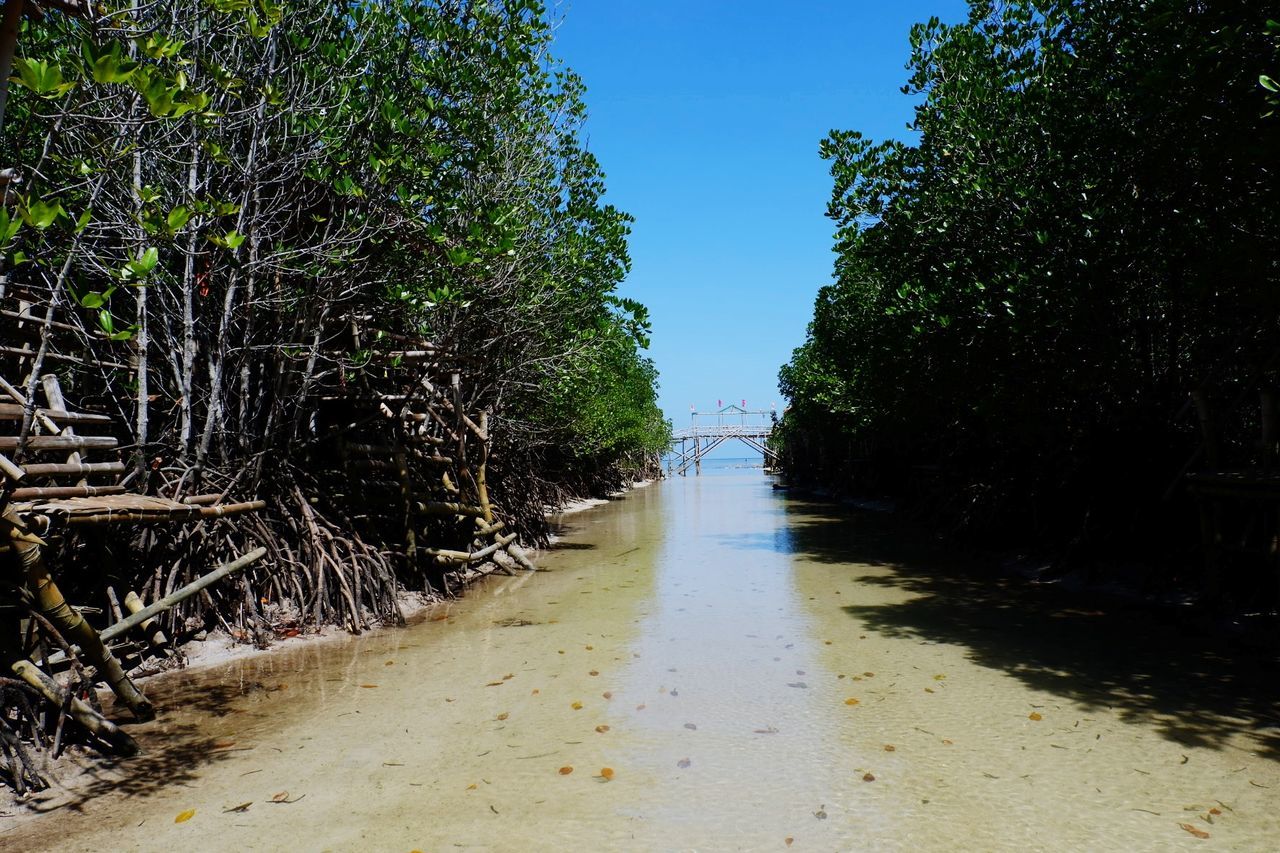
left=7, top=468, right=1280, bottom=851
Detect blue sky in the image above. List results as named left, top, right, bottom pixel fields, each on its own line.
left=552, top=1, right=970, bottom=434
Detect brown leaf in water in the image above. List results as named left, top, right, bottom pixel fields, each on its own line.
left=571, top=701, right=584, bottom=710
left=636, top=703, right=646, bottom=711
left=684, top=723, right=698, bottom=730
left=1179, top=823, right=1210, bottom=839
left=271, top=791, right=290, bottom=803
left=496, top=713, right=509, bottom=721
left=531, top=689, right=540, bottom=695
left=844, top=698, right=860, bottom=706
left=599, top=767, right=615, bottom=780
left=585, top=645, right=594, bottom=650
left=785, top=838, right=794, bottom=847
left=466, top=783, right=478, bottom=791
left=863, top=773, right=876, bottom=782
left=385, top=660, right=395, bottom=666
left=941, top=739, right=954, bottom=746
left=933, top=674, right=946, bottom=681
left=502, top=673, right=515, bottom=681
left=589, top=670, right=600, bottom=676
left=558, top=766, right=573, bottom=775
left=212, top=740, right=237, bottom=750
left=884, top=745, right=896, bottom=752
left=924, top=688, right=935, bottom=693
left=486, top=681, right=504, bottom=687
left=677, top=758, right=691, bottom=768
left=595, top=725, right=610, bottom=733
left=1028, top=712, right=1043, bottom=721
left=602, top=691, right=613, bottom=700
left=174, top=809, right=195, bottom=823
left=1209, top=808, right=1222, bottom=816
left=863, top=672, right=875, bottom=677
left=360, top=684, right=379, bottom=689
left=222, top=802, right=252, bottom=813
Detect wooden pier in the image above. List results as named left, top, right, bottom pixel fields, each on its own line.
left=668, top=404, right=776, bottom=475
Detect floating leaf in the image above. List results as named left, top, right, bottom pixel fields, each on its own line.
left=863, top=773, right=876, bottom=782
left=863, top=672, right=875, bottom=677
left=602, top=691, right=613, bottom=700
left=271, top=791, right=290, bottom=803
left=1179, top=823, right=1210, bottom=839
left=558, top=766, right=573, bottom=775
left=844, top=698, right=860, bottom=706
left=941, top=739, right=954, bottom=746
left=1028, top=712, right=1042, bottom=721
left=925, top=688, right=935, bottom=693
left=785, top=838, right=794, bottom=847
left=174, top=809, right=195, bottom=823
left=496, top=713, right=509, bottom=721
left=677, top=758, right=691, bottom=768
left=502, top=673, right=515, bottom=681
left=531, top=689, right=540, bottom=695
left=585, top=645, right=594, bottom=650
left=385, top=660, right=395, bottom=666
left=599, top=767, right=615, bottom=780
left=589, top=670, right=600, bottom=676
left=595, top=725, right=610, bottom=733
left=884, top=745, right=896, bottom=752
left=571, top=701, right=583, bottom=710
left=1209, top=808, right=1222, bottom=816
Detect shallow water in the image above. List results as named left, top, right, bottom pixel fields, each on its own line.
left=7, top=469, right=1280, bottom=851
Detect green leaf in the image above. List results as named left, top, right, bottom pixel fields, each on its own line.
left=12, top=58, right=74, bottom=97
left=167, top=206, right=191, bottom=231
left=0, top=208, right=20, bottom=245
left=19, top=198, right=65, bottom=229
left=1261, top=75, right=1279, bottom=94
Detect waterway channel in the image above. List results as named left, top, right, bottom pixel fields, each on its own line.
left=6, top=465, right=1280, bottom=851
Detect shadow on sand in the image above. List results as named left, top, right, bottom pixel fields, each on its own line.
left=724, top=497, right=1280, bottom=761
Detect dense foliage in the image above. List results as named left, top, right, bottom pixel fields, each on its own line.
left=780, top=1, right=1280, bottom=555
left=2, top=0, right=667, bottom=516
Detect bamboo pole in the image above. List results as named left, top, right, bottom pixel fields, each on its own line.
left=99, top=547, right=267, bottom=643
left=123, top=590, right=168, bottom=648
left=423, top=532, right=516, bottom=565
left=9, top=660, right=139, bottom=756
left=2, top=506, right=153, bottom=719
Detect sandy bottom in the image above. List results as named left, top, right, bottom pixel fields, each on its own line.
left=3, top=472, right=1279, bottom=852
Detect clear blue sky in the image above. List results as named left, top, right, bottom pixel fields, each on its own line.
left=552, top=1, right=971, bottom=433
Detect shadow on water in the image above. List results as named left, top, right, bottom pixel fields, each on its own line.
left=730, top=497, right=1280, bottom=761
